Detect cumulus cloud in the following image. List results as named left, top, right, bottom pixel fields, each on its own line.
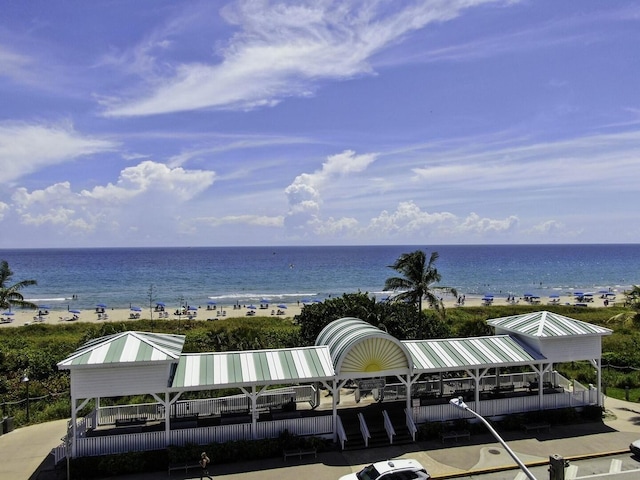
left=11, top=161, right=215, bottom=235
left=196, top=214, right=284, bottom=227
left=284, top=150, right=377, bottom=232
left=0, top=202, right=9, bottom=220
left=284, top=196, right=521, bottom=242
left=104, top=0, right=503, bottom=116
left=0, top=122, right=117, bottom=184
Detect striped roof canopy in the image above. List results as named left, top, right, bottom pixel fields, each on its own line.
left=57, top=331, right=185, bottom=369
left=171, top=346, right=335, bottom=390
left=487, top=311, right=612, bottom=338
left=403, top=335, right=545, bottom=373
left=315, top=317, right=412, bottom=375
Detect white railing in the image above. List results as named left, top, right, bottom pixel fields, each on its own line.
left=357, top=412, right=370, bottom=448
left=404, top=408, right=417, bottom=442
left=412, top=390, right=593, bottom=424
left=95, top=385, right=315, bottom=425
left=382, top=410, right=395, bottom=444
left=336, top=415, right=347, bottom=450
left=97, top=402, right=163, bottom=426
left=76, top=431, right=166, bottom=457
left=63, top=416, right=333, bottom=459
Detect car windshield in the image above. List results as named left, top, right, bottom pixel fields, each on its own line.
left=357, top=465, right=381, bottom=480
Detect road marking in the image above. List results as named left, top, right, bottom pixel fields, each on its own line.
left=609, top=459, right=622, bottom=473
left=566, top=464, right=578, bottom=479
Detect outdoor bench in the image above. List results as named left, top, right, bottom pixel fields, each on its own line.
left=115, top=417, right=147, bottom=427
left=522, top=422, right=550, bottom=433
left=168, top=460, right=201, bottom=476
left=283, top=447, right=317, bottom=461
left=440, top=430, right=470, bottom=443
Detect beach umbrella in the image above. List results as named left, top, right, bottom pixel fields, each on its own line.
left=573, top=292, right=584, bottom=296
left=260, top=298, right=270, bottom=304
left=2, top=311, right=14, bottom=316
left=207, top=300, right=217, bottom=305
left=301, top=298, right=311, bottom=304
left=69, top=309, right=81, bottom=314
left=277, top=304, right=288, bottom=309
left=247, top=305, right=256, bottom=310
left=187, top=306, right=197, bottom=311
left=130, top=306, right=142, bottom=312
left=549, top=294, right=560, bottom=298
left=39, top=305, right=52, bottom=310
left=155, top=302, right=165, bottom=307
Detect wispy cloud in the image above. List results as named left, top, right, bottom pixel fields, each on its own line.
left=103, top=0, right=505, bottom=116
left=0, top=121, right=118, bottom=184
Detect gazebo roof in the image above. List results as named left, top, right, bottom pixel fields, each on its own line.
left=315, top=317, right=412, bottom=374
left=487, top=310, right=612, bottom=338
left=170, top=346, right=335, bottom=390
left=57, top=331, right=185, bottom=368
left=403, top=335, right=545, bottom=372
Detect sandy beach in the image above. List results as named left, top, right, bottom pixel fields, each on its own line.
left=0, top=292, right=619, bottom=328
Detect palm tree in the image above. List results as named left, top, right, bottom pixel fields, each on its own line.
left=383, top=250, right=457, bottom=316
left=0, top=260, right=37, bottom=311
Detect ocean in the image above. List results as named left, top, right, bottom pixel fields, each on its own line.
left=0, top=244, right=638, bottom=311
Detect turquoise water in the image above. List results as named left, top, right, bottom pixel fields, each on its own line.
left=0, top=244, right=637, bottom=310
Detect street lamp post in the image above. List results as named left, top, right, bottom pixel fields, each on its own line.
left=21, top=374, right=30, bottom=423
left=449, top=397, right=537, bottom=480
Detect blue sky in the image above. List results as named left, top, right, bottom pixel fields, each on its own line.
left=1, top=0, right=639, bottom=248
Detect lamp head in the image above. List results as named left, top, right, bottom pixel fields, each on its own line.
left=449, top=396, right=467, bottom=409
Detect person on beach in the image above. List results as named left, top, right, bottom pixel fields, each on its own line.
left=200, top=452, right=213, bottom=479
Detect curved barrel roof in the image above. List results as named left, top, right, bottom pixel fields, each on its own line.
left=315, top=317, right=412, bottom=375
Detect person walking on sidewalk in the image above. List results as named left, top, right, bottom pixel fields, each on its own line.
left=199, top=451, right=213, bottom=480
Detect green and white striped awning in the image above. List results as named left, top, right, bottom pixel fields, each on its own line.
left=57, top=331, right=185, bottom=368
left=487, top=311, right=613, bottom=337
left=403, top=335, right=545, bottom=372
left=171, top=346, right=335, bottom=389
left=315, top=317, right=412, bottom=374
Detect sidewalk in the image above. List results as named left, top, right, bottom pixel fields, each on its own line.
left=3, top=396, right=639, bottom=480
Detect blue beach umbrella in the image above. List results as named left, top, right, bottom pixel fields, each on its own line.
left=187, top=306, right=197, bottom=311
left=277, top=304, right=288, bottom=309
left=573, top=292, right=584, bottom=296
left=96, top=303, right=107, bottom=309
left=69, top=309, right=81, bottom=314
left=247, top=305, right=256, bottom=310
left=2, top=311, right=14, bottom=316
left=207, top=300, right=217, bottom=305
left=549, top=294, right=560, bottom=298
left=39, top=305, right=52, bottom=310
left=260, top=298, right=270, bottom=304
left=130, top=306, right=142, bottom=312
left=155, top=302, right=165, bottom=307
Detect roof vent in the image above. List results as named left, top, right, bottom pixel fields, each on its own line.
left=388, top=461, right=394, bottom=467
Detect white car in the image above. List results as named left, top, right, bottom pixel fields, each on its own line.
left=630, top=439, right=640, bottom=455
left=339, top=459, right=430, bottom=480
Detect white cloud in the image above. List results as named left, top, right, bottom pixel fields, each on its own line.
left=0, top=122, right=117, bottom=184
left=103, top=0, right=504, bottom=116
left=0, top=45, right=32, bottom=83
left=284, top=150, right=377, bottom=231
left=197, top=214, right=284, bottom=227
left=0, top=202, right=9, bottom=220
left=11, top=161, right=215, bottom=234
left=83, top=160, right=215, bottom=202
